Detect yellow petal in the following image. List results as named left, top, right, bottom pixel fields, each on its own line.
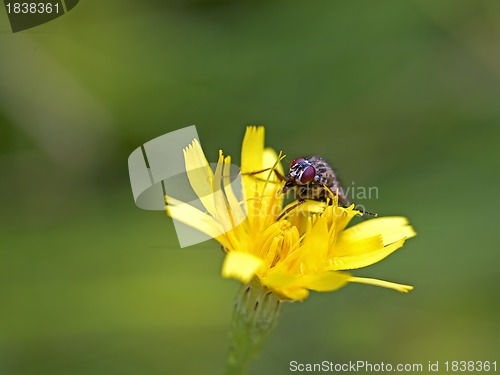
left=183, top=140, right=217, bottom=217
left=348, top=276, right=413, bottom=293
left=241, top=127, right=266, bottom=223
left=279, top=200, right=326, bottom=232
left=241, top=126, right=264, bottom=173
left=334, top=234, right=384, bottom=257
left=331, top=216, right=415, bottom=270
left=261, top=273, right=310, bottom=300
left=262, top=272, right=298, bottom=288
left=299, top=271, right=350, bottom=292
left=259, top=148, right=285, bottom=221
left=165, top=196, right=231, bottom=249
left=290, top=200, right=326, bottom=215
left=223, top=155, right=246, bottom=227
left=262, top=271, right=350, bottom=299
left=241, top=138, right=283, bottom=224
left=330, top=204, right=362, bottom=234
left=299, top=215, right=329, bottom=272
left=253, top=221, right=284, bottom=259
left=331, top=238, right=406, bottom=270
left=340, top=216, right=416, bottom=246
left=263, top=236, right=282, bottom=269
left=222, top=251, right=264, bottom=283
left=263, top=147, right=284, bottom=180
left=271, top=287, right=310, bottom=301
left=212, top=150, right=233, bottom=230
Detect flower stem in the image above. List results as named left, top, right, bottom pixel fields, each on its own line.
left=224, top=278, right=282, bottom=375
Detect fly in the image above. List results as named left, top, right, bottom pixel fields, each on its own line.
left=244, top=155, right=377, bottom=218
left=281, top=156, right=377, bottom=217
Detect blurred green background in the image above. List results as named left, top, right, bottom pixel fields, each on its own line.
left=1, top=1, right=499, bottom=374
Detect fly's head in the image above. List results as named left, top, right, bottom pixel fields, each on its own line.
left=282, top=157, right=317, bottom=193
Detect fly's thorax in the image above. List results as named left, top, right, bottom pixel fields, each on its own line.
left=306, top=156, right=336, bottom=188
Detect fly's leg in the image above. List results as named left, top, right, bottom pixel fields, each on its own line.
left=277, top=199, right=305, bottom=220
left=242, top=167, right=286, bottom=182
left=241, top=151, right=287, bottom=182
left=357, top=208, right=378, bottom=218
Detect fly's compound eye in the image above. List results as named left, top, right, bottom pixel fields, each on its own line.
left=290, top=157, right=305, bottom=168
left=300, top=166, right=316, bottom=183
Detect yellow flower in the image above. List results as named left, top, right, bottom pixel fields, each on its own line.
left=166, top=126, right=416, bottom=301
